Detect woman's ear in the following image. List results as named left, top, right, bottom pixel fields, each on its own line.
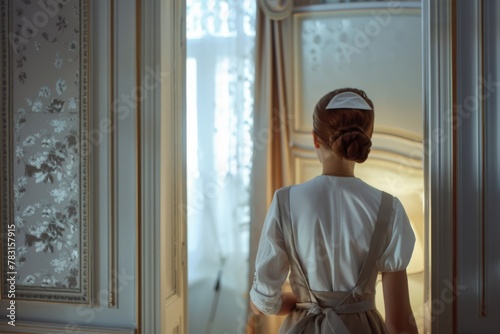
left=312, top=131, right=321, bottom=149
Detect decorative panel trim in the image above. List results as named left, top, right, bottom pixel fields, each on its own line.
left=292, top=145, right=422, bottom=168
left=291, top=130, right=424, bottom=203
left=108, top=0, right=118, bottom=309
left=136, top=0, right=144, bottom=330
left=135, top=0, right=142, bottom=329
left=0, top=321, right=134, bottom=334
left=164, top=315, right=182, bottom=334
left=161, top=0, right=186, bottom=303
left=291, top=131, right=423, bottom=165
left=293, top=152, right=423, bottom=190
left=291, top=2, right=422, bottom=135
left=293, top=1, right=422, bottom=14
left=0, top=0, right=92, bottom=304
left=0, top=0, right=12, bottom=305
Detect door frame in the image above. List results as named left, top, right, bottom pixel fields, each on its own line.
left=138, top=0, right=458, bottom=333
left=138, top=0, right=187, bottom=333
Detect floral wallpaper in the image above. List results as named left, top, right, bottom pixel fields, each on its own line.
left=2, top=0, right=88, bottom=298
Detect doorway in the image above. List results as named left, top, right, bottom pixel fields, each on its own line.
left=185, top=1, right=426, bottom=333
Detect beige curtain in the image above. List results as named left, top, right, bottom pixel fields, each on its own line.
left=247, top=1, right=295, bottom=333
left=255, top=0, right=294, bottom=210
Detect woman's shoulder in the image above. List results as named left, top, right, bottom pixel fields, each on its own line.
left=291, top=175, right=380, bottom=195
left=275, top=176, right=405, bottom=206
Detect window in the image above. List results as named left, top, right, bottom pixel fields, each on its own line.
left=186, top=1, right=256, bottom=332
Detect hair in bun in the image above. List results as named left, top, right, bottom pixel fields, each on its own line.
left=313, top=88, right=374, bottom=163
left=329, top=126, right=372, bottom=163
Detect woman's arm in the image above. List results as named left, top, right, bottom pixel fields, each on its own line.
left=382, top=269, right=418, bottom=334
left=250, top=292, right=297, bottom=316
left=276, top=292, right=298, bottom=315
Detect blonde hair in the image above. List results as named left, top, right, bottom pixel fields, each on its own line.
left=313, top=88, right=374, bottom=163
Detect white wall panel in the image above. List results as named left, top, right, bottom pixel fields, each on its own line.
left=0, top=0, right=137, bottom=330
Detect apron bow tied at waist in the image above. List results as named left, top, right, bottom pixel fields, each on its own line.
left=291, top=292, right=376, bottom=334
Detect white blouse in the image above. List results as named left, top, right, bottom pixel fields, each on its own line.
left=250, top=175, right=416, bottom=315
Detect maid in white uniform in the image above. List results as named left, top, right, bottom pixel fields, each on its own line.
left=249, top=88, right=418, bottom=334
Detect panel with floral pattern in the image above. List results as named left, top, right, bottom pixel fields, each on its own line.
left=1, top=0, right=88, bottom=297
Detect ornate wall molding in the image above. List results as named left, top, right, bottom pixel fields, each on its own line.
left=0, top=321, right=134, bottom=334
left=1, top=0, right=91, bottom=303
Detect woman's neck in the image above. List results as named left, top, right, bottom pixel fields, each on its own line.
left=319, top=150, right=356, bottom=177
left=321, top=165, right=355, bottom=177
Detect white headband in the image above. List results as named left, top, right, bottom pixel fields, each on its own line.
left=325, top=91, right=372, bottom=111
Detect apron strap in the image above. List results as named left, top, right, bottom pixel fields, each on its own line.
left=277, top=186, right=319, bottom=304
left=351, top=191, right=393, bottom=297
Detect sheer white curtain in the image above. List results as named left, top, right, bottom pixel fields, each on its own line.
left=186, top=1, right=256, bottom=333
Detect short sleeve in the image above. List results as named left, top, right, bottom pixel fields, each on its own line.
left=249, top=191, right=290, bottom=315
left=376, top=197, right=416, bottom=272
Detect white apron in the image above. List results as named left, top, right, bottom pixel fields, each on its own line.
left=276, top=186, right=392, bottom=334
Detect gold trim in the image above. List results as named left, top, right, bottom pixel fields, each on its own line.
left=108, top=0, right=118, bottom=309
left=83, top=0, right=92, bottom=306
left=172, top=0, right=179, bottom=296
left=173, top=0, right=181, bottom=296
